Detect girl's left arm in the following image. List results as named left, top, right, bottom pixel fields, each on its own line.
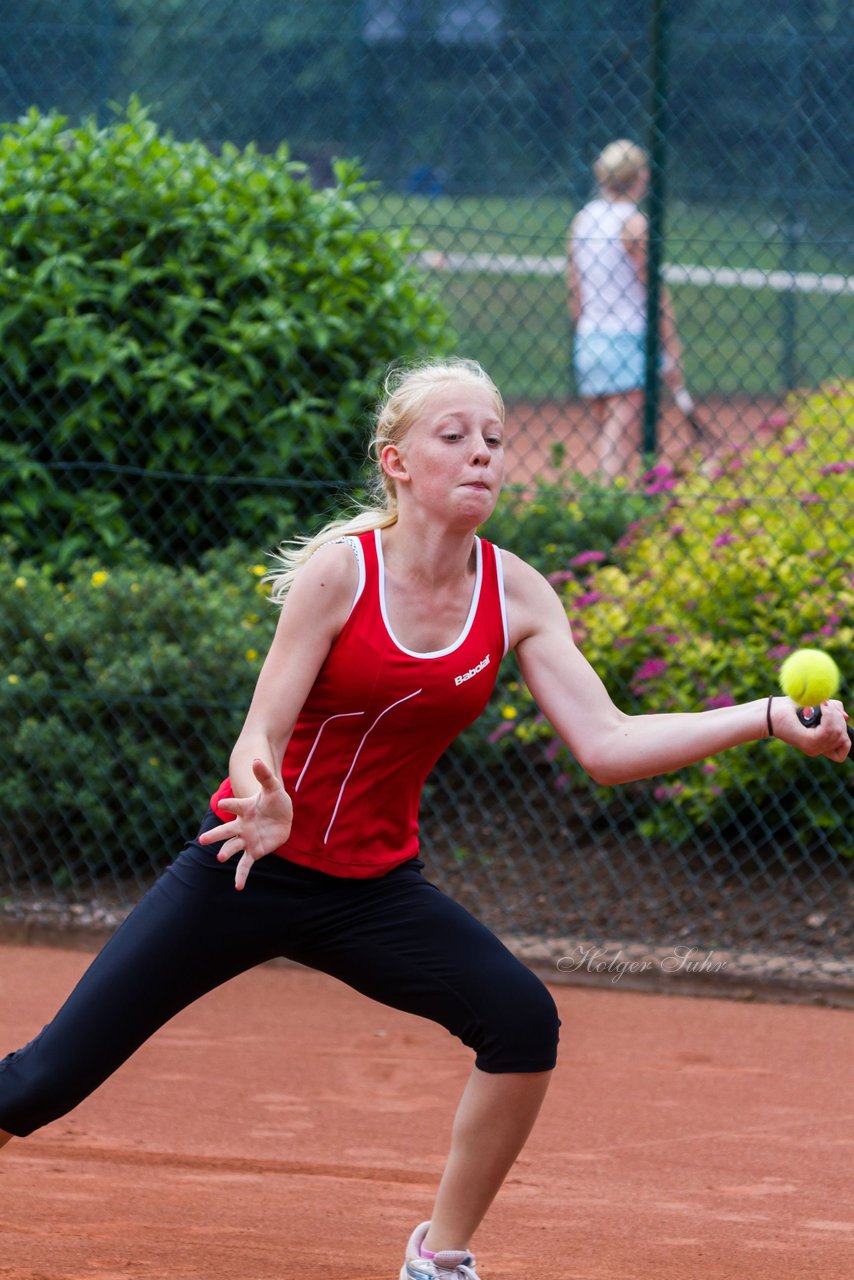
left=504, top=554, right=851, bottom=783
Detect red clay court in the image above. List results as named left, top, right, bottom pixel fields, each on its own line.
left=1, top=942, right=851, bottom=1280
left=502, top=394, right=785, bottom=486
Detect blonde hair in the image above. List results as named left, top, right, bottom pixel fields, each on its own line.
left=593, top=139, right=647, bottom=196
left=266, top=357, right=503, bottom=602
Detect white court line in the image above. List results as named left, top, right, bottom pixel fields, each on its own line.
left=414, top=250, right=854, bottom=296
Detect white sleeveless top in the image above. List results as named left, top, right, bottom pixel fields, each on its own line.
left=571, top=198, right=646, bottom=335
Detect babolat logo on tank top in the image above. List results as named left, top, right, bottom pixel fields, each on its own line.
left=454, top=653, right=491, bottom=686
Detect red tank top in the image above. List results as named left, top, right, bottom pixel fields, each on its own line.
left=210, top=529, right=509, bottom=877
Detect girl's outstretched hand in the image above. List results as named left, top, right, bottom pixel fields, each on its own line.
left=199, top=758, right=294, bottom=890
left=770, top=697, right=852, bottom=763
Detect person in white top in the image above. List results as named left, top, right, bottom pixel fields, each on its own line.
left=568, top=139, right=685, bottom=479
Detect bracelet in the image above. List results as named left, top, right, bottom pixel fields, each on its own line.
left=766, top=695, right=775, bottom=739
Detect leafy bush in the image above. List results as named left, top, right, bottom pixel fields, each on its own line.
left=482, top=466, right=667, bottom=576
left=0, top=541, right=279, bottom=882
left=492, top=384, right=854, bottom=852
left=5, top=388, right=851, bottom=884
left=0, top=99, right=448, bottom=566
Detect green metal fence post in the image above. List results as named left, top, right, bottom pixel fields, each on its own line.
left=781, top=10, right=805, bottom=391
left=642, top=0, right=669, bottom=458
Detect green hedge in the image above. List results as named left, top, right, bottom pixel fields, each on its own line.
left=5, top=391, right=852, bottom=885
left=482, top=466, right=666, bottom=576
left=1, top=543, right=277, bottom=882
left=492, top=384, right=854, bottom=852
left=0, top=100, right=448, bottom=566
left=0, top=462, right=651, bottom=883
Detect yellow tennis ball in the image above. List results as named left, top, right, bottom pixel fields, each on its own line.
left=779, top=648, right=840, bottom=706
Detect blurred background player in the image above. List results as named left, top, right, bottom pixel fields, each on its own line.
left=568, top=139, right=687, bottom=479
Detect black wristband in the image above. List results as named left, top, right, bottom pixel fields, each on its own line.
left=766, top=695, right=775, bottom=738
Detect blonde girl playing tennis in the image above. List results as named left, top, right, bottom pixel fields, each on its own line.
left=1, top=358, right=849, bottom=1279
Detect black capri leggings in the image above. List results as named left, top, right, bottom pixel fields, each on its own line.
left=0, top=812, right=560, bottom=1137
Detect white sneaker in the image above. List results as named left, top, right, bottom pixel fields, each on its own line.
left=399, top=1221, right=481, bottom=1279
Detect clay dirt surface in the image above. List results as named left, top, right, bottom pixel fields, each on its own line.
left=1, top=943, right=852, bottom=1280
left=501, top=394, right=784, bottom=487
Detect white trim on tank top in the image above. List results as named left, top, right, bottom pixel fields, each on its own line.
left=374, top=528, right=483, bottom=659
left=328, top=535, right=366, bottom=619
left=495, top=547, right=510, bottom=657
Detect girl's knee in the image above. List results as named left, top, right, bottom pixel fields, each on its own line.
left=474, top=970, right=560, bottom=1073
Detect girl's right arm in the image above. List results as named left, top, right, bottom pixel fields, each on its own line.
left=198, top=542, right=358, bottom=887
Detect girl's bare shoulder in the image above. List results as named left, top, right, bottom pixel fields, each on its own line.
left=282, top=539, right=362, bottom=626
left=496, top=549, right=565, bottom=648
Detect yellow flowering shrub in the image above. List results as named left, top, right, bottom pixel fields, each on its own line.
left=490, top=384, right=854, bottom=852
left=0, top=542, right=277, bottom=880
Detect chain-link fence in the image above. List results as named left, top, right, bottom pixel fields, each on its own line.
left=1, top=1, right=852, bottom=992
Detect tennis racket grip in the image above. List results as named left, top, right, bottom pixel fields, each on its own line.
left=797, top=705, right=854, bottom=753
